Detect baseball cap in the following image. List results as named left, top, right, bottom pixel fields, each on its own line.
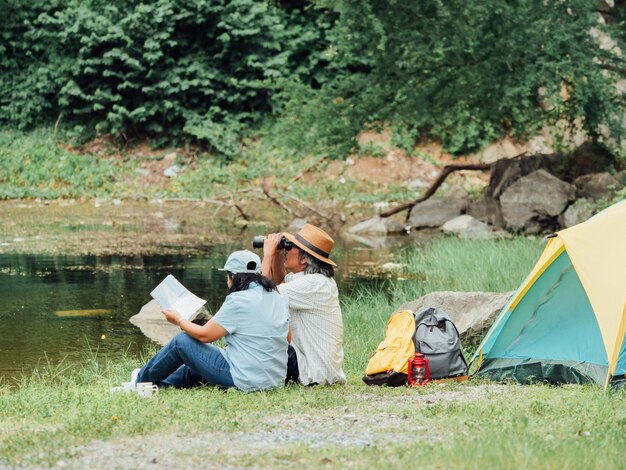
left=219, top=250, right=262, bottom=274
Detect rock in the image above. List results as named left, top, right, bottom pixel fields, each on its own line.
left=488, top=153, right=564, bottom=199
left=287, top=218, right=308, bottom=233
left=408, top=185, right=470, bottom=228
left=467, top=197, right=503, bottom=227
left=499, top=169, right=576, bottom=233
left=129, top=300, right=211, bottom=346
left=573, top=172, right=623, bottom=201
left=163, top=164, right=181, bottom=178
left=380, top=262, right=404, bottom=271
left=559, top=199, right=594, bottom=228
left=348, top=216, right=406, bottom=235
left=344, top=233, right=406, bottom=249
left=163, top=152, right=177, bottom=164
left=441, top=215, right=498, bottom=239
left=399, top=291, right=514, bottom=339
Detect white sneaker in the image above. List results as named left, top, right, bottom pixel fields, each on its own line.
left=131, top=368, right=141, bottom=385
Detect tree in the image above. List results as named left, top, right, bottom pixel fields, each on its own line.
left=276, top=0, right=625, bottom=160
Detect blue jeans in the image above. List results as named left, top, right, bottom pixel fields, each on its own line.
left=137, top=333, right=235, bottom=389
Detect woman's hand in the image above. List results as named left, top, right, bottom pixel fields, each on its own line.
left=163, top=308, right=227, bottom=343
left=162, top=309, right=182, bottom=325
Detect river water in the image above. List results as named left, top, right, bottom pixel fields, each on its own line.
left=0, top=241, right=406, bottom=383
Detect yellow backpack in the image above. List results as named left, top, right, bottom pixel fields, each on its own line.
left=362, top=310, right=415, bottom=387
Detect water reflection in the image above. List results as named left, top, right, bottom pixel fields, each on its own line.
left=0, top=242, right=400, bottom=382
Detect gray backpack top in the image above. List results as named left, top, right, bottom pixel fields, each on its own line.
left=413, top=307, right=468, bottom=380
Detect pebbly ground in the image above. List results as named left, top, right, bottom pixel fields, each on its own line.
left=13, top=385, right=507, bottom=470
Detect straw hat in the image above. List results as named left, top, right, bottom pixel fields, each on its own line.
left=283, top=224, right=337, bottom=267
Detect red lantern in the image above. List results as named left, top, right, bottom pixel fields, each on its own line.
left=408, top=353, right=431, bottom=386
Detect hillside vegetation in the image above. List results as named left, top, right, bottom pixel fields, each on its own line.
left=2, top=0, right=625, bottom=163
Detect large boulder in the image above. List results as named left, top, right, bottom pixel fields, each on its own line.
left=488, top=145, right=614, bottom=200
left=499, top=169, right=576, bottom=233
left=559, top=199, right=594, bottom=228
left=399, top=291, right=514, bottom=340
left=573, top=172, right=624, bottom=201
left=408, top=185, right=470, bottom=228
left=488, top=153, right=564, bottom=199
left=467, top=196, right=503, bottom=227
left=441, top=214, right=500, bottom=239
left=348, top=216, right=406, bottom=235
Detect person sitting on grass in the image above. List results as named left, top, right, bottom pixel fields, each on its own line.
left=261, top=224, right=346, bottom=386
left=133, top=250, right=290, bottom=392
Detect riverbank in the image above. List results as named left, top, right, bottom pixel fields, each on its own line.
left=0, top=128, right=489, bottom=252
left=2, top=130, right=624, bottom=469
left=0, top=199, right=280, bottom=256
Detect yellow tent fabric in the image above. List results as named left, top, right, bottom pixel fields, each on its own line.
left=557, top=199, right=626, bottom=383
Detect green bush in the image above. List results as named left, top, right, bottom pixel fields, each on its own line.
left=1, top=0, right=334, bottom=157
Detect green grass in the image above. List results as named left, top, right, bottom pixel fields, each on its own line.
left=0, top=128, right=416, bottom=210
left=0, top=129, right=130, bottom=199
left=405, top=236, right=545, bottom=292
left=1, top=230, right=624, bottom=468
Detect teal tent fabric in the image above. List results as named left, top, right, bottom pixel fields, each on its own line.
left=487, top=251, right=607, bottom=366
left=476, top=250, right=613, bottom=385
left=615, top=332, right=626, bottom=376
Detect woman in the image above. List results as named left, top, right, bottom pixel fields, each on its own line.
left=135, top=250, right=289, bottom=392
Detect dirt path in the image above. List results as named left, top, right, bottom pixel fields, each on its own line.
left=51, top=385, right=506, bottom=470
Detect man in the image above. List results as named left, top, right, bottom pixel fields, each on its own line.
left=261, top=224, right=346, bottom=386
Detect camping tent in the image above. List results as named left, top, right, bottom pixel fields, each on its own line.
left=471, top=199, right=626, bottom=388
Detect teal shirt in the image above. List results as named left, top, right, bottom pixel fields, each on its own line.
left=213, top=283, right=289, bottom=392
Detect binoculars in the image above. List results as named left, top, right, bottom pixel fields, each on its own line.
left=252, top=236, right=294, bottom=250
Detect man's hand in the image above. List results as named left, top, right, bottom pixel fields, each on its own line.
left=263, top=232, right=283, bottom=257
left=262, top=232, right=287, bottom=284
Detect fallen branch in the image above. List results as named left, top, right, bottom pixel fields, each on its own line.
left=185, top=195, right=252, bottom=220
left=261, top=179, right=334, bottom=223
left=226, top=195, right=251, bottom=221
left=279, top=193, right=331, bottom=221
left=262, top=178, right=293, bottom=215
left=379, top=162, right=491, bottom=218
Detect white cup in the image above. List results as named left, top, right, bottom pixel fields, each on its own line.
left=136, top=382, right=159, bottom=398
left=121, top=382, right=135, bottom=393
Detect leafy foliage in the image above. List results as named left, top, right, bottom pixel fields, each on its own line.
left=276, top=0, right=626, bottom=158
left=2, top=1, right=624, bottom=161
left=0, top=0, right=334, bottom=156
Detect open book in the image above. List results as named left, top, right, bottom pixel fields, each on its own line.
left=150, top=275, right=208, bottom=322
